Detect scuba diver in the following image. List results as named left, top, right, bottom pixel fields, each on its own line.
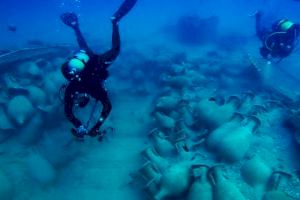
left=60, top=0, right=137, bottom=139
left=254, top=11, right=300, bottom=61
left=8, top=25, right=17, bottom=32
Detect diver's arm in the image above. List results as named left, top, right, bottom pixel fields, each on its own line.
left=100, top=22, right=120, bottom=64
left=88, top=88, right=112, bottom=136
left=60, top=12, right=91, bottom=52
left=64, top=85, right=82, bottom=128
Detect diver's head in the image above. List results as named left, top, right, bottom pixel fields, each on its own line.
left=61, top=50, right=90, bottom=81
left=274, top=19, right=295, bottom=32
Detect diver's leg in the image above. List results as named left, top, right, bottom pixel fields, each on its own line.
left=100, top=22, right=120, bottom=64
left=112, top=0, right=138, bottom=23
left=111, top=22, right=120, bottom=53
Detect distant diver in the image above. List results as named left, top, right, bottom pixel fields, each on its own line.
left=8, top=25, right=17, bottom=32
left=27, top=40, right=45, bottom=47
left=254, top=11, right=300, bottom=62
left=60, top=0, right=137, bottom=139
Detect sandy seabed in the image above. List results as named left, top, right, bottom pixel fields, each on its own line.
left=1, top=41, right=300, bottom=200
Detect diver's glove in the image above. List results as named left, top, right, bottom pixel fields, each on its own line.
left=88, top=117, right=104, bottom=137
left=60, top=12, right=79, bottom=28
left=71, top=125, right=88, bottom=138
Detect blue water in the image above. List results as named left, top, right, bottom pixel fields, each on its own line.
left=1, top=0, right=299, bottom=47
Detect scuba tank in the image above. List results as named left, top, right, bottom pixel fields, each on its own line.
left=61, top=50, right=90, bottom=81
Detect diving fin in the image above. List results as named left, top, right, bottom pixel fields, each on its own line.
left=112, top=0, right=138, bottom=23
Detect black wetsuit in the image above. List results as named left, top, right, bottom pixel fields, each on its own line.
left=255, top=14, right=300, bottom=59
left=64, top=22, right=120, bottom=133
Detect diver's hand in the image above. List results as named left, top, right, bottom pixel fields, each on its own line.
left=71, top=125, right=88, bottom=138
left=60, top=12, right=79, bottom=28
left=88, top=125, right=101, bottom=137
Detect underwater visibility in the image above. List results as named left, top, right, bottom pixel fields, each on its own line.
left=1, top=0, right=300, bottom=199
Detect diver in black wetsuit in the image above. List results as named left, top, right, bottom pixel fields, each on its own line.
left=254, top=11, right=300, bottom=60
left=60, top=0, right=137, bottom=138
